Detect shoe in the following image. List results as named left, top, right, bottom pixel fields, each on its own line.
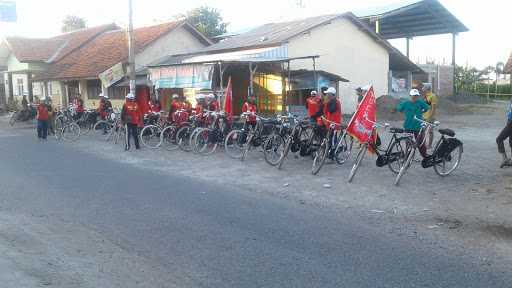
left=125, top=145, right=130, bottom=151
left=500, top=159, right=512, bottom=168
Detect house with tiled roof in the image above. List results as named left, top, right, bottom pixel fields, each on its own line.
left=33, top=20, right=211, bottom=108
left=0, top=24, right=118, bottom=104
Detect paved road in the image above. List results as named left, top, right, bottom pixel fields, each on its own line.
left=0, top=128, right=509, bottom=287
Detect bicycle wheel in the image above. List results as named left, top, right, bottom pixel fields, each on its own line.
left=240, top=133, right=254, bottom=161
left=263, top=133, right=285, bottom=166
left=277, top=137, right=293, bottom=170
left=140, top=125, right=162, bottom=149
left=176, top=125, right=193, bottom=152
left=387, top=137, right=413, bottom=174
left=348, top=144, right=368, bottom=183
left=161, top=125, right=179, bottom=151
left=193, top=128, right=217, bottom=155
left=224, top=129, right=247, bottom=159
left=114, top=124, right=127, bottom=145
left=334, top=133, right=353, bottom=165
left=54, top=116, right=65, bottom=140
left=9, top=112, right=18, bottom=126
left=62, top=122, right=81, bottom=142
left=433, top=141, right=463, bottom=177
left=394, top=145, right=416, bottom=186
left=93, top=121, right=114, bottom=141
left=312, top=139, right=329, bottom=175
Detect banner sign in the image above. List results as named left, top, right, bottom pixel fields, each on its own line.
left=99, top=62, right=125, bottom=88
left=150, top=64, right=213, bottom=89
left=0, top=1, right=16, bottom=22
left=346, top=85, right=377, bottom=147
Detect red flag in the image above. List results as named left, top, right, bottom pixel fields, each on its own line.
left=346, top=86, right=377, bottom=148
left=224, top=76, right=233, bottom=117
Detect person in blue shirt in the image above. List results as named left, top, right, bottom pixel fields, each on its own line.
left=496, top=100, right=512, bottom=168
left=396, top=89, right=430, bottom=158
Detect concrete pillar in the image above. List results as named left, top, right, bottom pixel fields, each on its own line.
left=60, top=82, right=68, bottom=108
left=27, top=72, right=33, bottom=102
left=6, top=72, right=13, bottom=104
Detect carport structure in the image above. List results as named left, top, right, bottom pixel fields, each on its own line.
left=356, top=0, right=469, bottom=93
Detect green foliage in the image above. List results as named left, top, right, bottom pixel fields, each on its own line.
left=185, top=6, right=228, bottom=38
left=62, top=15, right=87, bottom=33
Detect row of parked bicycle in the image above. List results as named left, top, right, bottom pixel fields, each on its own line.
left=9, top=104, right=462, bottom=186
left=83, top=107, right=463, bottom=186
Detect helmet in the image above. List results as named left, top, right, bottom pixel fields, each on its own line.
left=325, top=87, right=336, bottom=95
left=409, top=89, right=421, bottom=97
left=172, top=94, right=179, bottom=99
left=310, top=90, right=318, bottom=96
left=207, top=93, right=215, bottom=99
left=103, top=95, right=109, bottom=99
left=126, top=93, right=135, bottom=100
left=99, top=93, right=104, bottom=98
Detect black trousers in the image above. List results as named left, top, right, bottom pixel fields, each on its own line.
left=496, top=120, right=512, bottom=154
left=126, top=123, right=140, bottom=149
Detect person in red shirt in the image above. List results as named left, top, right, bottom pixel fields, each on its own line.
left=323, top=87, right=342, bottom=128
left=168, top=94, right=180, bottom=122
left=305, top=90, right=323, bottom=125
left=242, top=94, right=258, bottom=126
left=74, top=96, right=85, bottom=120
left=121, top=93, right=143, bottom=150
left=149, top=98, right=161, bottom=113
left=206, top=93, right=220, bottom=112
left=180, top=95, right=193, bottom=114
left=36, top=98, right=50, bottom=140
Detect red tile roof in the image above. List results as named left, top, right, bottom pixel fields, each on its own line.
left=40, top=21, right=185, bottom=80
left=5, top=24, right=118, bottom=63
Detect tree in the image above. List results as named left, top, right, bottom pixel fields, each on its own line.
left=185, top=6, right=228, bottom=38
left=62, top=15, right=87, bottom=33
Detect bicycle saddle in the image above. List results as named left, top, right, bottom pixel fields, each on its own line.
left=390, top=128, right=404, bottom=134
left=438, top=128, right=456, bottom=137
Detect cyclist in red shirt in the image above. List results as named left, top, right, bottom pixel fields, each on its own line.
left=149, top=98, right=161, bottom=113
left=305, top=90, right=323, bottom=125
left=168, top=94, right=180, bottom=122
left=74, top=96, right=85, bottom=121
left=323, top=87, right=342, bottom=128
left=207, top=93, right=220, bottom=112
left=121, top=93, right=142, bottom=150
left=180, top=95, right=193, bottom=114
left=242, top=94, right=258, bottom=126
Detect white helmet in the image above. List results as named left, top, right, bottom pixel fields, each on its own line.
left=207, top=93, right=215, bottom=99
left=103, top=95, right=109, bottom=99
left=172, top=94, right=179, bottom=99
left=409, top=89, right=421, bottom=97
left=325, top=87, right=336, bottom=95
left=126, top=93, right=135, bottom=100
left=310, top=90, right=318, bottom=96
left=99, top=93, right=104, bottom=98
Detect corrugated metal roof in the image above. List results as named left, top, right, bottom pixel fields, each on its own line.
left=353, top=0, right=423, bottom=17
left=200, top=14, right=341, bottom=53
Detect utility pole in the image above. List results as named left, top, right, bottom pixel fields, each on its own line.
left=127, top=0, right=136, bottom=96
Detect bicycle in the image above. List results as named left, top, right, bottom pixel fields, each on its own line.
left=53, top=108, right=81, bottom=142
left=160, top=110, right=193, bottom=151
left=140, top=112, right=167, bottom=149
left=9, top=105, right=37, bottom=126
left=224, top=112, right=282, bottom=161
left=347, top=118, right=415, bottom=183
left=262, top=114, right=292, bottom=166
left=394, top=117, right=463, bottom=186
left=193, top=111, right=231, bottom=155
left=311, top=117, right=353, bottom=175
left=276, top=116, right=322, bottom=170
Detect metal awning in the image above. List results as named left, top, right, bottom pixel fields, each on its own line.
left=356, top=0, right=469, bottom=39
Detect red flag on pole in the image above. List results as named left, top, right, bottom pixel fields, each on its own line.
left=346, top=85, right=377, bottom=146
left=224, top=76, right=233, bottom=117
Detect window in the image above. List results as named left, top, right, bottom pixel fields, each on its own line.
left=16, top=78, right=24, bottom=96
left=48, top=82, right=53, bottom=95
left=107, top=86, right=129, bottom=100
left=87, top=80, right=102, bottom=99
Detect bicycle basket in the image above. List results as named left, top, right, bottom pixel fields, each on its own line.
left=299, top=140, right=312, bottom=157
left=376, top=152, right=401, bottom=167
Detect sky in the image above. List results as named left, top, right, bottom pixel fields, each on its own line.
left=0, top=0, right=511, bottom=69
